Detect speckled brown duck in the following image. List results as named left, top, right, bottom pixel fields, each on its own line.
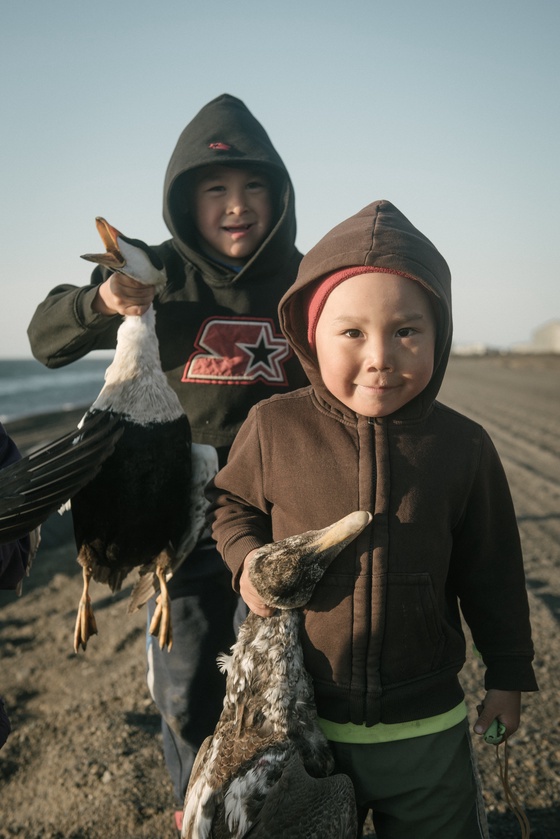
left=182, top=510, right=371, bottom=839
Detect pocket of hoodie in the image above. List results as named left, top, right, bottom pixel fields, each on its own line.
left=380, top=572, right=446, bottom=684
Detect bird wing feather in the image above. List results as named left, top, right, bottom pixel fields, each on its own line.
left=239, top=754, right=357, bottom=839
left=0, top=412, right=122, bottom=544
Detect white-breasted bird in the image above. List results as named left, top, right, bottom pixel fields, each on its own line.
left=69, top=218, right=216, bottom=653
left=182, top=509, right=371, bottom=839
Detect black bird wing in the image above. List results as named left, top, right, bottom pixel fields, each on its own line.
left=0, top=412, right=123, bottom=544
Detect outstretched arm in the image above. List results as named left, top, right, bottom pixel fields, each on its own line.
left=27, top=270, right=121, bottom=367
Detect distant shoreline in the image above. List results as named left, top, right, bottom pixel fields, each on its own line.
left=3, top=353, right=559, bottom=455
left=4, top=405, right=89, bottom=454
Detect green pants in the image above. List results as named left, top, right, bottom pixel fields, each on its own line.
left=329, top=719, right=488, bottom=839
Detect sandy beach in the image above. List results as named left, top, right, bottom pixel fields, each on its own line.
left=1, top=354, right=559, bottom=838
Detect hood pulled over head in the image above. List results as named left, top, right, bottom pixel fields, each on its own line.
left=162, top=94, right=296, bottom=275
left=279, top=200, right=452, bottom=419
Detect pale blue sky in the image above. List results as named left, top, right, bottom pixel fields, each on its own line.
left=1, top=0, right=558, bottom=357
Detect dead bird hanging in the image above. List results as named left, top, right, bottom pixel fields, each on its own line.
left=69, top=217, right=216, bottom=654
left=182, top=510, right=371, bottom=839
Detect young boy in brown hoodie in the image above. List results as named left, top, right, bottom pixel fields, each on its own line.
left=208, top=200, right=537, bottom=838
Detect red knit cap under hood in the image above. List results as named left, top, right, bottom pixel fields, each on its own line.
left=280, top=200, right=452, bottom=421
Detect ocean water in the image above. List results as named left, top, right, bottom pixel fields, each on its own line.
left=0, top=357, right=113, bottom=423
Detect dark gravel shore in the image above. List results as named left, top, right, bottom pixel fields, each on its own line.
left=1, top=355, right=559, bottom=838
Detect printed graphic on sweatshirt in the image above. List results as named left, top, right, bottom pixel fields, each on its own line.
left=182, top=317, right=293, bottom=385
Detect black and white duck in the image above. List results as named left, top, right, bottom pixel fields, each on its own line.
left=70, top=218, right=216, bottom=653
left=182, top=509, right=371, bottom=839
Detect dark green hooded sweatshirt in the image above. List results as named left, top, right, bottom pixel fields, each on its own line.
left=27, top=94, right=306, bottom=464
left=209, top=200, right=537, bottom=726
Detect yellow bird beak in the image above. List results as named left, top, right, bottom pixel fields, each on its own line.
left=80, top=217, right=126, bottom=271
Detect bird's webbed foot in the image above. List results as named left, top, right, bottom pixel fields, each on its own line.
left=148, top=559, right=173, bottom=651
left=74, top=565, right=98, bottom=652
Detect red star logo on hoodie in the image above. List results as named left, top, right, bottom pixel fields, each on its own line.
left=182, top=317, right=292, bottom=385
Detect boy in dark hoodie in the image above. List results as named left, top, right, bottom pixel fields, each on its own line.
left=208, top=200, right=537, bottom=839
left=27, top=94, right=306, bottom=826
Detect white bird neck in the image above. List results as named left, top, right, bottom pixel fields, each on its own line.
left=90, top=307, right=185, bottom=424
left=105, top=307, right=161, bottom=381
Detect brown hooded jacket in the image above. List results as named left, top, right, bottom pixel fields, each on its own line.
left=209, top=200, right=537, bottom=726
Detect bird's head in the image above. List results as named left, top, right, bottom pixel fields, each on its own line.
left=81, top=217, right=167, bottom=291
left=248, top=510, right=372, bottom=609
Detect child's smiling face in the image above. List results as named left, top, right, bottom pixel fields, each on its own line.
left=314, top=272, right=436, bottom=417
left=192, top=165, right=273, bottom=266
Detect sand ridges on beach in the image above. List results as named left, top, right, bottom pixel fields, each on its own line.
left=0, top=355, right=559, bottom=839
